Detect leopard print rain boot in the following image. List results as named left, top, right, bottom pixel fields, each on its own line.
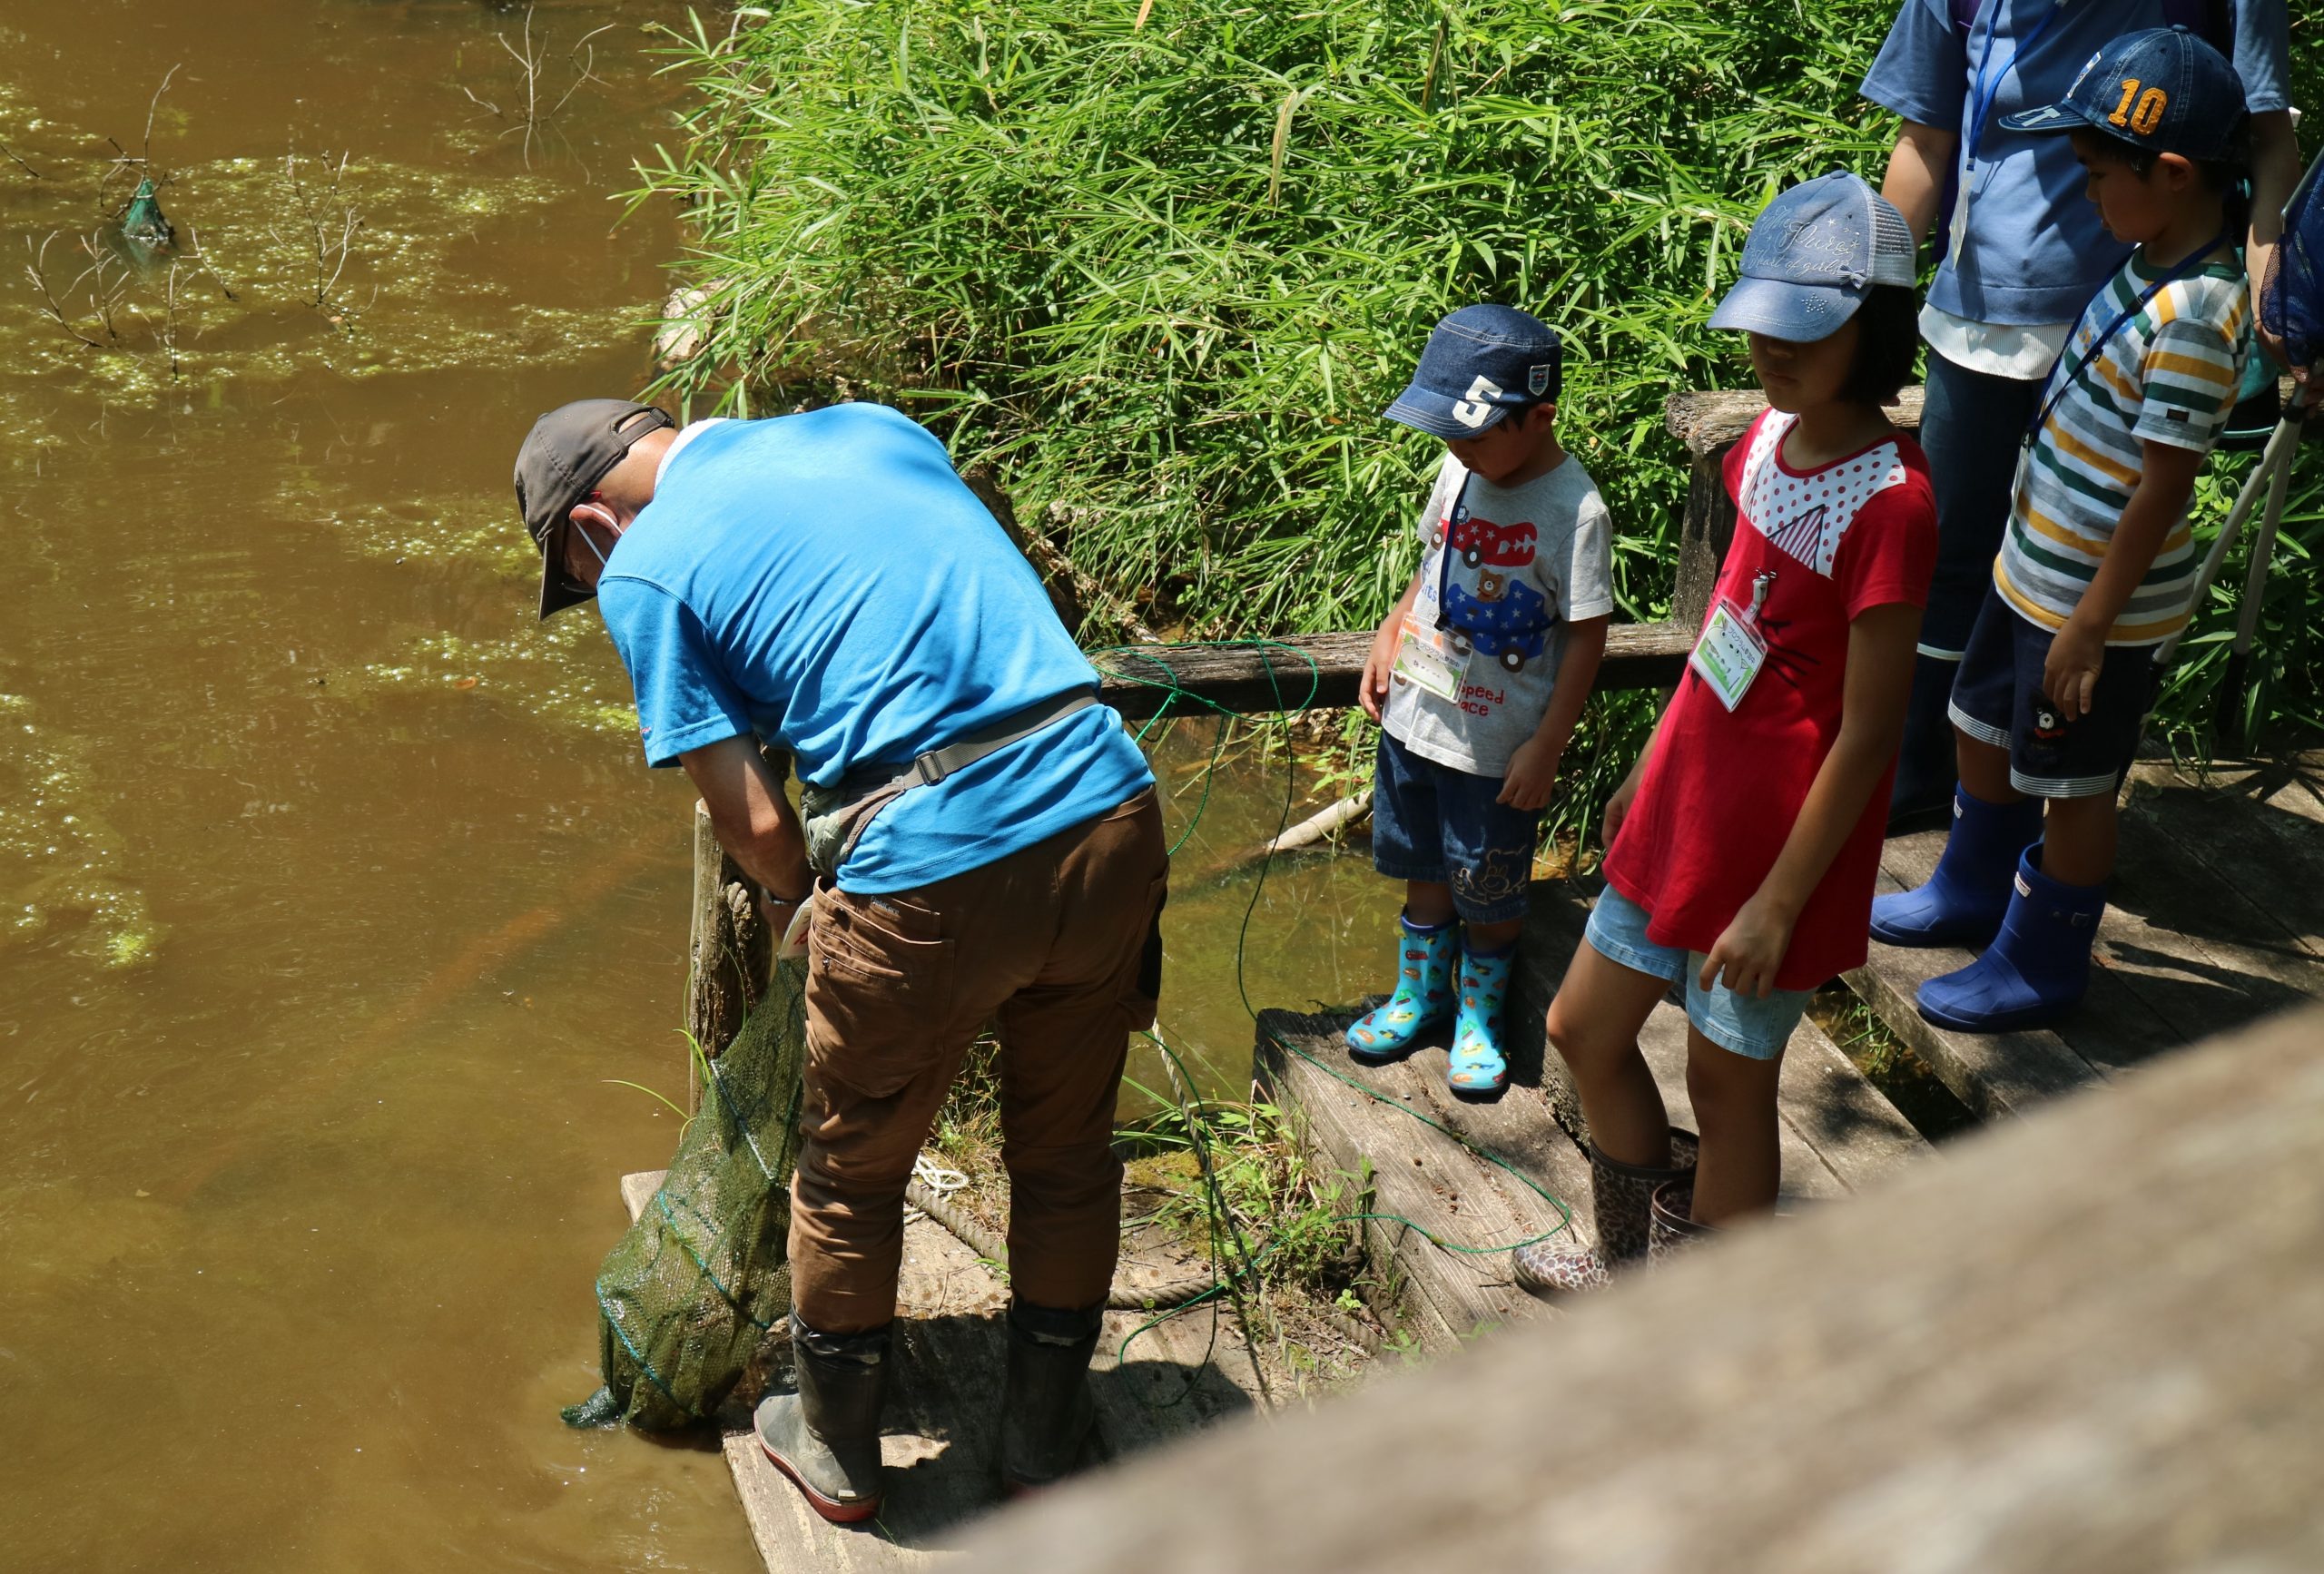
left=1647, top=1176, right=1716, bottom=1264
left=1512, top=1128, right=1698, bottom=1294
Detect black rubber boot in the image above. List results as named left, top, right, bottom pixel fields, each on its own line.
left=753, top=1313, right=890, bottom=1524
left=1000, top=1298, right=1104, bottom=1496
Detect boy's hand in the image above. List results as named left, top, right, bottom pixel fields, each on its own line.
left=1699, top=893, right=1796, bottom=1001
left=2043, top=616, right=2107, bottom=723
left=1360, top=613, right=1404, bottom=722
left=1497, top=735, right=1561, bottom=811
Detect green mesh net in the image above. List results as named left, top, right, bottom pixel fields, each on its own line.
left=561, top=956, right=807, bottom=1432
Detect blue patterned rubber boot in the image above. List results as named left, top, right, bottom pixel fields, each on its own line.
left=1445, top=942, right=1514, bottom=1099
left=1345, top=914, right=1457, bottom=1064
left=1870, top=789, right=2043, bottom=949
left=1916, top=845, right=2105, bottom=1033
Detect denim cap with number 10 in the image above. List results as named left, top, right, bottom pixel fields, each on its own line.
left=1707, top=172, right=1916, bottom=344
left=1383, top=303, right=1563, bottom=440
left=1999, top=27, right=2249, bottom=162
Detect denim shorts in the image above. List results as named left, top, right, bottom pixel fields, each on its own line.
left=1371, top=733, right=1541, bottom=925
left=1948, top=588, right=2152, bottom=801
left=1582, top=885, right=1810, bottom=1061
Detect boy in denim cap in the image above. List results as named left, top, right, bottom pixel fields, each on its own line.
left=1860, top=1, right=2295, bottom=830
left=1874, top=29, right=2258, bottom=1031
left=1348, top=305, right=1613, bottom=1098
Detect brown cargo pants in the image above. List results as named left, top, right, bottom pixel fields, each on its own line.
left=789, top=788, right=1167, bottom=1333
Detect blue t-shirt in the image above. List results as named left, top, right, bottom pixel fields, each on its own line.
left=1862, top=0, right=2290, bottom=326
left=595, top=404, right=1153, bottom=894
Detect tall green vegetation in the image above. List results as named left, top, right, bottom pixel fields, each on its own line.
left=637, top=1, right=2320, bottom=759
left=637, top=0, right=1895, bottom=637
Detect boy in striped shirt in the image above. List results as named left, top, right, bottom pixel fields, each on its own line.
left=1871, top=27, right=2253, bottom=1032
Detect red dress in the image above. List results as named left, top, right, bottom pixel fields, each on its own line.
left=1600, top=410, right=1936, bottom=990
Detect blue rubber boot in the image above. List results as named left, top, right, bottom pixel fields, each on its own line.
left=1445, top=941, right=1514, bottom=1100
left=1345, top=913, right=1456, bottom=1063
left=1869, top=789, right=2043, bottom=949
left=1915, top=846, right=2105, bottom=1033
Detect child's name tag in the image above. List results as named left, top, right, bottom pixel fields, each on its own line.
left=1689, top=598, right=1768, bottom=713
left=1393, top=622, right=1470, bottom=703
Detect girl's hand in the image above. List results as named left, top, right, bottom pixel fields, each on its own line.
left=1497, top=735, right=1561, bottom=811
left=1699, top=894, right=1796, bottom=1000
left=2043, top=617, right=2106, bottom=723
left=1602, top=772, right=1642, bottom=848
left=1360, top=612, right=1404, bottom=722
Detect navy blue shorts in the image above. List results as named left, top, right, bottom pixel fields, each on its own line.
left=1370, top=733, right=1541, bottom=924
left=1948, top=588, right=2153, bottom=801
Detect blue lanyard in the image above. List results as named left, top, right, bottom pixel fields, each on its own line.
left=1432, top=471, right=1473, bottom=631
left=2024, top=231, right=2232, bottom=448
left=1965, top=0, right=2070, bottom=166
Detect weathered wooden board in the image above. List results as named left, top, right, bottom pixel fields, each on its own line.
left=615, top=1170, right=1263, bottom=1569
left=2122, top=754, right=2324, bottom=959
left=1507, top=882, right=1927, bottom=1200
left=1254, top=1015, right=1584, bottom=1349
left=1094, top=622, right=1694, bottom=721
left=963, top=1003, right=2324, bottom=1574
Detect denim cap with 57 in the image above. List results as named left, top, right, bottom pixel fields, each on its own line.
left=2000, top=25, right=2249, bottom=163
left=1707, top=171, right=1916, bottom=345
left=1383, top=303, right=1563, bottom=440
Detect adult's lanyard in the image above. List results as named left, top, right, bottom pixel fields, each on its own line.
left=1964, top=0, right=2070, bottom=168
left=2024, top=231, right=2232, bottom=448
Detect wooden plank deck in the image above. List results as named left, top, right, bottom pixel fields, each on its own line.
left=1843, top=752, right=2324, bottom=1119
left=615, top=1171, right=1264, bottom=1569
left=1256, top=879, right=1928, bottom=1351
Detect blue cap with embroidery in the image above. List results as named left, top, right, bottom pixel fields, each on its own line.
left=1707, top=171, right=1917, bottom=343
left=2000, top=26, right=2250, bottom=162
left=1383, top=304, right=1563, bottom=439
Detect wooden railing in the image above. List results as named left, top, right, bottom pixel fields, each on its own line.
left=960, top=999, right=2324, bottom=1571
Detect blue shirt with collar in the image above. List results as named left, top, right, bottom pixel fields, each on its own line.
left=1862, top=0, right=2290, bottom=327
left=594, top=402, right=1153, bottom=894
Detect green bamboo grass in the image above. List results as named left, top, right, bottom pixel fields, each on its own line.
left=635, top=0, right=2321, bottom=764
left=635, top=0, right=1893, bottom=639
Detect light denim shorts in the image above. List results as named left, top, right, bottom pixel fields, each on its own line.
left=1582, top=885, right=1811, bottom=1061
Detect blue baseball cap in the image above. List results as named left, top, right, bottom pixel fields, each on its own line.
left=1383, top=304, right=1562, bottom=439
left=2000, top=27, right=2249, bottom=162
left=1707, top=172, right=1917, bottom=343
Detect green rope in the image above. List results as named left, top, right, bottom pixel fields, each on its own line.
left=1086, top=639, right=1577, bottom=1365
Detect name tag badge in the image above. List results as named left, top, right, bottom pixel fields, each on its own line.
left=1948, top=169, right=1972, bottom=267
left=1392, top=621, right=1470, bottom=703
left=1689, top=596, right=1768, bottom=713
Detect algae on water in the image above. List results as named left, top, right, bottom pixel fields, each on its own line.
left=0, top=694, right=160, bottom=969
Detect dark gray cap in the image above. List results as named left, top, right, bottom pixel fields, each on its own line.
left=513, top=398, right=675, bottom=618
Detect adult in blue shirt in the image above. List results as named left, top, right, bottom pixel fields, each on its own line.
left=1861, top=0, right=2298, bottom=826
left=514, top=398, right=1164, bottom=1520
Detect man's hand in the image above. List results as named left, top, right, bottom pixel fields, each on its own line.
left=2043, top=615, right=2107, bottom=723
left=1699, top=893, right=1797, bottom=1001
left=1359, top=611, right=1404, bottom=722
left=1497, top=734, right=1561, bottom=811
left=764, top=887, right=815, bottom=960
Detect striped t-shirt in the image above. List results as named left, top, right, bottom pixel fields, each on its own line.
left=1994, top=251, right=2250, bottom=648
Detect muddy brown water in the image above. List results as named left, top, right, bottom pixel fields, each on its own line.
left=0, top=4, right=1396, bottom=1568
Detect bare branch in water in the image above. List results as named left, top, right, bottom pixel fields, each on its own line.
left=142, top=64, right=182, bottom=172
left=23, top=232, right=103, bottom=349
left=0, top=138, right=41, bottom=180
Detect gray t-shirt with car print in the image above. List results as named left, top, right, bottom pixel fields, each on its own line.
left=1382, top=450, right=1615, bottom=778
